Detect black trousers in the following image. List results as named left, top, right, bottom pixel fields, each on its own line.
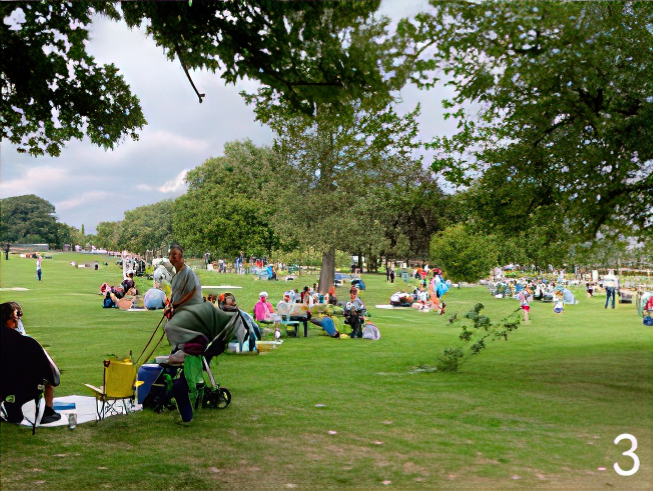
left=346, top=316, right=362, bottom=337
left=289, top=316, right=308, bottom=337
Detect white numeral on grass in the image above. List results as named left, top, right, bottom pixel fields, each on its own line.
left=613, top=434, right=639, bottom=476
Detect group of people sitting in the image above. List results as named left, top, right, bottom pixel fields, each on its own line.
left=389, top=269, right=449, bottom=315
left=250, top=285, right=366, bottom=338
left=1, top=302, right=62, bottom=425
left=100, top=271, right=140, bottom=308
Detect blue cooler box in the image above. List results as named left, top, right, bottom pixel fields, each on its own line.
left=137, top=364, right=162, bottom=404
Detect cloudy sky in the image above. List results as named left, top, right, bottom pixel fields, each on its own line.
left=1, top=0, right=462, bottom=234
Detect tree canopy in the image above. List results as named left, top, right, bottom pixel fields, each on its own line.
left=429, top=223, right=499, bottom=283
left=410, top=1, right=653, bottom=238
left=118, top=200, right=174, bottom=254
left=2, top=1, right=413, bottom=157
left=95, top=221, right=122, bottom=252
left=1, top=2, right=146, bottom=156
left=262, top=100, right=422, bottom=291
left=0, top=194, right=62, bottom=247
left=173, top=140, right=281, bottom=257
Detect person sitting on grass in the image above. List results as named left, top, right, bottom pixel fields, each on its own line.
left=1, top=302, right=61, bottom=425
left=121, top=271, right=136, bottom=295
left=327, top=285, right=338, bottom=306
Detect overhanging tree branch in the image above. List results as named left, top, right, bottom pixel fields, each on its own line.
left=175, top=45, right=205, bottom=104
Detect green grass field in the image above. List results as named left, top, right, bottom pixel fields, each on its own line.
left=1, top=252, right=651, bottom=491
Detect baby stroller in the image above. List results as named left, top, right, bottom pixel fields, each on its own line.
left=143, top=337, right=232, bottom=417
left=141, top=305, right=255, bottom=422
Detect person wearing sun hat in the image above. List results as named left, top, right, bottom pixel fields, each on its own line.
left=276, top=291, right=293, bottom=316
left=276, top=291, right=310, bottom=336
left=254, top=291, right=281, bottom=323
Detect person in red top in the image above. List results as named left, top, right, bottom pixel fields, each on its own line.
left=645, top=296, right=653, bottom=314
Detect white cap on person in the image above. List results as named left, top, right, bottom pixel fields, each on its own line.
left=260, top=291, right=268, bottom=298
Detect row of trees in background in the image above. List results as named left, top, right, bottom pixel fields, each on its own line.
left=93, top=137, right=456, bottom=274
left=3, top=132, right=649, bottom=284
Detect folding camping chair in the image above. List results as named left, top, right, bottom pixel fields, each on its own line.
left=84, top=357, right=144, bottom=421
left=1, top=382, right=46, bottom=435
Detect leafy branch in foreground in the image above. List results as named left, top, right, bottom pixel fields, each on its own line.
left=435, top=303, right=522, bottom=373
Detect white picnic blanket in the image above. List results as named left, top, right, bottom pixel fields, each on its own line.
left=20, top=395, right=142, bottom=428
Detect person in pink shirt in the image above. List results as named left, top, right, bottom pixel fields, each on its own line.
left=254, top=292, right=281, bottom=323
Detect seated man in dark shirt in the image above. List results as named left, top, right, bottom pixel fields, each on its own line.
left=1, top=303, right=61, bottom=424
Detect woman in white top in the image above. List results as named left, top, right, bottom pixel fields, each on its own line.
left=36, top=255, right=42, bottom=281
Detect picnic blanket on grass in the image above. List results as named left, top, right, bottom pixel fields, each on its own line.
left=19, top=395, right=141, bottom=428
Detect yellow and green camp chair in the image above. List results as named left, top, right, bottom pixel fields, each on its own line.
left=84, top=357, right=144, bottom=421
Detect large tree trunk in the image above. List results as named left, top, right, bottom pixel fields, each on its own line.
left=369, top=254, right=378, bottom=273
left=318, top=249, right=336, bottom=294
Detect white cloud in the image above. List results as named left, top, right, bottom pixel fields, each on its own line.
left=0, top=165, right=68, bottom=199
left=158, top=169, right=189, bottom=193
left=55, top=191, right=112, bottom=212
left=144, top=130, right=210, bottom=153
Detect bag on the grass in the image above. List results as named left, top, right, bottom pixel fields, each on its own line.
left=102, top=295, right=116, bottom=308
left=643, top=316, right=653, bottom=327
left=142, top=369, right=176, bottom=411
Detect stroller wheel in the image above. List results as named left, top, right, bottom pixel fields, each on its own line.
left=217, top=388, right=231, bottom=409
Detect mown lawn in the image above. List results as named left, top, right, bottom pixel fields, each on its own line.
left=1, top=252, right=651, bottom=491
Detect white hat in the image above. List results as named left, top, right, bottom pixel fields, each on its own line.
left=284, top=291, right=291, bottom=297
left=259, top=291, right=268, bottom=298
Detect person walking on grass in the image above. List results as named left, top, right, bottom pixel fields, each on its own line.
left=429, top=269, right=449, bottom=315
left=36, top=254, right=42, bottom=281
left=603, top=271, right=619, bottom=309
left=517, top=287, right=532, bottom=322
